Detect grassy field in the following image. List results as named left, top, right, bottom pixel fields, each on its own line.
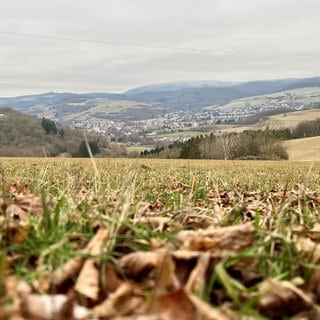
left=218, top=108, right=320, bottom=135
left=62, top=99, right=153, bottom=122
left=267, top=108, right=320, bottom=127
left=2, top=158, right=320, bottom=319
left=284, top=136, right=320, bottom=161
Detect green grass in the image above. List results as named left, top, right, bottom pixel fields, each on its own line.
left=2, top=158, right=320, bottom=318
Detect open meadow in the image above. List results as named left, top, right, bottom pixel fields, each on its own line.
left=2, top=158, right=320, bottom=319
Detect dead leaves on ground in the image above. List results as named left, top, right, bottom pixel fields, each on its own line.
left=2, top=181, right=44, bottom=219
left=3, top=184, right=320, bottom=319
left=2, top=223, right=253, bottom=320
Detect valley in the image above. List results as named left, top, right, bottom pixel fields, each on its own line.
left=1, top=77, right=320, bottom=151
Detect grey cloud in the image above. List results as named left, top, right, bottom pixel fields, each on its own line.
left=0, top=0, right=319, bottom=96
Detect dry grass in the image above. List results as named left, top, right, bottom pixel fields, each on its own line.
left=218, top=109, right=320, bottom=134
left=283, top=136, right=320, bottom=161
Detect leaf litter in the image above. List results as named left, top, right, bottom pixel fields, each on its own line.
left=2, top=163, right=320, bottom=319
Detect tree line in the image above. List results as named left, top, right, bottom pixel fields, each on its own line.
left=141, top=118, right=320, bottom=160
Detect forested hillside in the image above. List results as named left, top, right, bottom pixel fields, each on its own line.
left=0, top=108, right=111, bottom=157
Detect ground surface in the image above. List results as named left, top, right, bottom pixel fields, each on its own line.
left=1, top=158, right=320, bottom=319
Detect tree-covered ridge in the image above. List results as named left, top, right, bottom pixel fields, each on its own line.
left=0, top=107, right=110, bottom=157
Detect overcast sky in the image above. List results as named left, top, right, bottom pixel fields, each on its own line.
left=0, top=0, right=319, bottom=97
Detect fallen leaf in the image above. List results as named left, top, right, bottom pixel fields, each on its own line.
left=103, top=264, right=123, bottom=293
left=75, top=259, right=100, bottom=301
left=152, top=249, right=179, bottom=296
left=118, top=251, right=159, bottom=278
left=5, top=204, right=28, bottom=220
left=257, top=279, right=313, bottom=319
left=308, top=269, right=320, bottom=303
left=47, top=256, right=85, bottom=292
left=157, top=289, right=196, bottom=320
left=15, top=194, right=44, bottom=215
left=185, top=252, right=211, bottom=296
left=188, top=293, right=238, bottom=320
left=139, top=217, right=171, bottom=232
left=6, top=181, right=30, bottom=196
left=39, top=228, right=109, bottom=293
left=5, top=194, right=43, bottom=220
left=93, top=282, right=146, bottom=318
left=296, top=237, right=320, bottom=262
left=1, top=221, right=30, bottom=245
left=176, top=223, right=255, bottom=257
left=20, top=293, right=90, bottom=320
left=75, top=228, right=109, bottom=301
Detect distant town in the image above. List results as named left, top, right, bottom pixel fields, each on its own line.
left=72, top=95, right=309, bottom=145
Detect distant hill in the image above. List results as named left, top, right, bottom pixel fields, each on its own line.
left=0, top=92, right=167, bottom=122
left=0, top=76, right=319, bottom=122
left=0, top=107, right=108, bottom=157
left=125, top=77, right=320, bottom=111
left=124, top=80, right=240, bottom=95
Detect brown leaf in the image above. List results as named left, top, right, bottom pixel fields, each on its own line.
left=185, top=252, right=211, bottom=296
left=6, top=181, right=30, bottom=196
left=47, top=256, right=85, bottom=292
left=1, top=221, right=30, bottom=244
left=139, top=217, right=171, bottom=232
left=118, top=251, right=159, bottom=278
left=35, top=228, right=109, bottom=293
left=188, top=293, right=238, bottom=320
left=75, top=259, right=100, bottom=301
left=103, top=265, right=123, bottom=293
left=5, top=204, right=28, bottom=220
left=15, top=194, right=44, bottom=216
left=40, top=228, right=109, bottom=293
left=308, top=269, right=320, bottom=303
left=152, top=249, right=179, bottom=296
left=75, top=228, right=109, bottom=301
left=176, top=223, right=255, bottom=257
left=157, top=289, right=196, bottom=320
left=3, top=275, right=31, bottom=305
left=5, top=194, right=43, bottom=220
left=257, top=279, right=313, bottom=319
left=296, top=237, right=320, bottom=262
left=93, top=282, right=146, bottom=318
left=20, top=294, right=90, bottom=320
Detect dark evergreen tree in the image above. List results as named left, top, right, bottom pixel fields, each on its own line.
left=59, top=128, right=65, bottom=138
left=41, top=118, right=57, bottom=135
left=78, top=140, right=100, bottom=157
left=180, top=136, right=201, bottom=159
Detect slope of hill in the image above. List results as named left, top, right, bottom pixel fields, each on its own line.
left=0, top=92, right=166, bottom=122
left=1, top=77, right=319, bottom=123
left=283, top=136, right=320, bottom=161
left=218, top=108, right=320, bottom=134
left=124, top=80, right=240, bottom=94
left=125, top=77, right=320, bottom=111
left=0, top=107, right=108, bottom=157
left=207, top=87, right=320, bottom=111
